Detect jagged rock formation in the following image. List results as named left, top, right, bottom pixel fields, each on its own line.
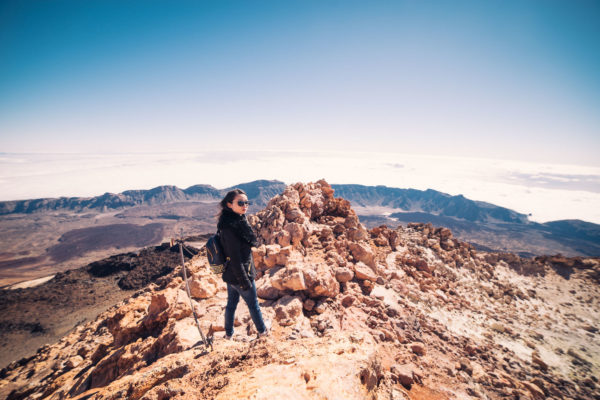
left=1, top=180, right=598, bottom=399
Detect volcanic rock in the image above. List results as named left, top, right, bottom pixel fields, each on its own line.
left=1, top=179, right=599, bottom=400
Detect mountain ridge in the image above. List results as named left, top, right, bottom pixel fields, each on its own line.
left=330, top=184, right=529, bottom=224
left=0, top=180, right=286, bottom=215
left=0, top=180, right=577, bottom=226
left=0, top=180, right=598, bottom=258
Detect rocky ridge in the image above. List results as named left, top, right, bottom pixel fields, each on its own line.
left=1, top=180, right=598, bottom=400
left=0, top=242, right=200, bottom=369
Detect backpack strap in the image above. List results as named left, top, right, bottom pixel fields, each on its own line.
left=216, top=228, right=229, bottom=262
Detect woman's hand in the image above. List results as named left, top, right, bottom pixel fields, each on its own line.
left=239, top=280, right=251, bottom=291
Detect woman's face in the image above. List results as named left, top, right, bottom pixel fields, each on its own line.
left=227, top=193, right=249, bottom=215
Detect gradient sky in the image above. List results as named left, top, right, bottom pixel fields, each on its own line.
left=1, top=0, right=599, bottom=165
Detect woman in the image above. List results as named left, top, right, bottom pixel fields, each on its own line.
left=217, top=188, right=269, bottom=339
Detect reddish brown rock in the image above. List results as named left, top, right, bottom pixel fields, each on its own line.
left=531, top=350, right=548, bottom=371
left=1, top=180, right=597, bottom=400
left=410, top=342, right=426, bottom=356
left=353, top=261, right=377, bottom=282
left=188, top=273, right=218, bottom=299
left=256, top=276, right=282, bottom=300
left=285, top=206, right=306, bottom=224
left=348, top=227, right=369, bottom=242
left=303, top=298, right=315, bottom=311
left=521, top=381, right=545, bottom=400
left=274, top=229, right=292, bottom=247
left=335, top=267, right=354, bottom=283
left=341, top=294, right=356, bottom=307
left=263, top=244, right=283, bottom=268
left=284, top=222, right=306, bottom=247
left=274, top=295, right=304, bottom=326
left=349, top=243, right=376, bottom=267
left=271, top=265, right=307, bottom=292
left=391, top=363, right=417, bottom=388
left=302, top=262, right=340, bottom=298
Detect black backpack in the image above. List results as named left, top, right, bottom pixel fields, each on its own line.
left=206, top=230, right=228, bottom=274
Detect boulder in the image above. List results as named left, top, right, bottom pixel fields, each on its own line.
left=257, top=206, right=286, bottom=242
left=274, top=295, right=304, bottom=326
left=263, top=244, right=282, bottom=268
left=256, top=276, right=282, bottom=300
left=347, top=227, right=369, bottom=242
left=285, top=206, right=306, bottom=223
left=326, top=250, right=346, bottom=267
left=439, top=227, right=453, bottom=240
left=274, top=230, right=291, bottom=247
left=410, top=342, right=426, bottom=356
left=252, top=245, right=267, bottom=267
left=391, top=363, right=416, bottom=388
left=271, top=266, right=307, bottom=291
left=353, top=262, right=377, bottom=282
left=303, top=263, right=340, bottom=298
left=335, top=267, right=354, bottom=283
left=303, top=298, right=316, bottom=311
left=349, top=243, right=375, bottom=267
left=341, top=294, right=356, bottom=307
left=471, top=361, right=487, bottom=383
left=277, top=246, right=293, bottom=265
left=162, top=318, right=201, bottom=354
left=284, top=222, right=306, bottom=247
left=188, top=274, right=218, bottom=299
left=146, top=288, right=191, bottom=323
left=344, top=214, right=360, bottom=229
left=65, top=355, right=84, bottom=369
left=320, top=226, right=334, bottom=240
left=374, top=236, right=389, bottom=247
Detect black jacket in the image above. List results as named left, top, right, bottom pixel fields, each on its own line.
left=217, top=208, right=258, bottom=288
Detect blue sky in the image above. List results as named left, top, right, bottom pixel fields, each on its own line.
left=0, top=0, right=598, bottom=164
left=0, top=1, right=600, bottom=224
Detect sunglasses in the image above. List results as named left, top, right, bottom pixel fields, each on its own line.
left=237, top=200, right=251, bottom=206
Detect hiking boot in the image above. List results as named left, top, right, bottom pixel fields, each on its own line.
left=224, top=334, right=233, bottom=340
left=258, top=319, right=271, bottom=337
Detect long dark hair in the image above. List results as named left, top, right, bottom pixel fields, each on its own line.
left=217, top=188, right=246, bottom=219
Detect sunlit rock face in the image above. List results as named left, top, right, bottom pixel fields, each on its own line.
left=1, top=180, right=598, bottom=400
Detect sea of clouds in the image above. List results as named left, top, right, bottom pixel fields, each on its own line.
left=1, top=151, right=599, bottom=224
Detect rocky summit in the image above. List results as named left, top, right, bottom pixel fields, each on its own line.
left=1, top=180, right=598, bottom=400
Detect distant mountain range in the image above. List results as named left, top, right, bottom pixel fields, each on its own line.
left=0, top=180, right=286, bottom=214
left=329, top=184, right=600, bottom=257
left=1, top=179, right=598, bottom=256
left=330, top=184, right=529, bottom=224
